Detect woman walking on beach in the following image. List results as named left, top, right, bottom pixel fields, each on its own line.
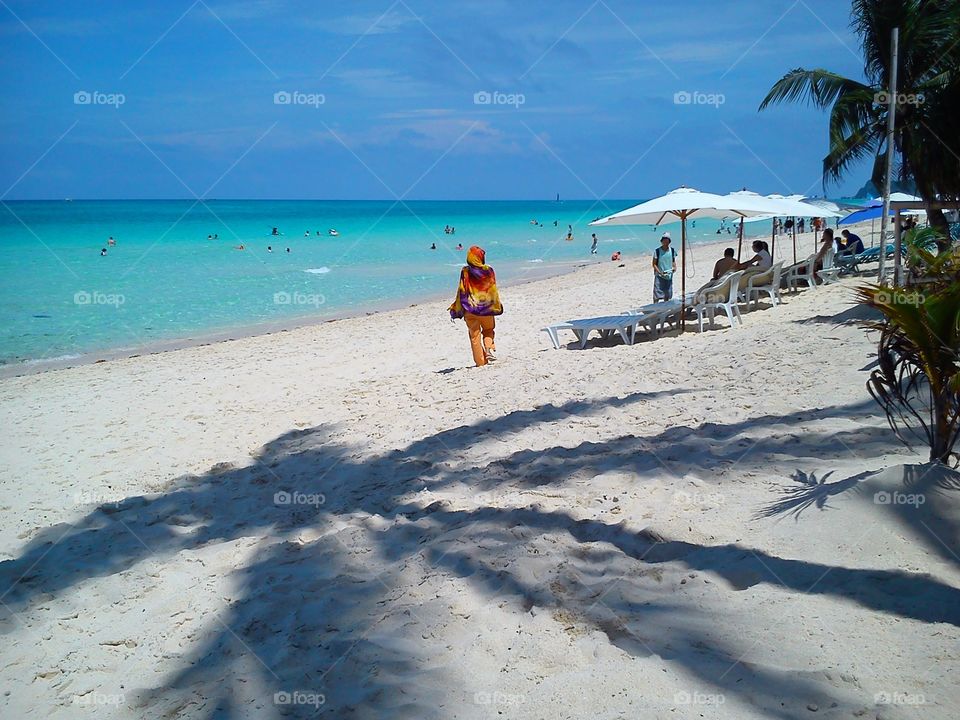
left=449, top=246, right=503, bottom=367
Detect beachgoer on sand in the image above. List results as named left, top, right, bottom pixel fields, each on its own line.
left=814, top=228, right=835, bottom=276
left=839, top=229, right=864, bottom=256
left=737, top=240, right=772, bottom=281
left=652, top=233, right=676, bottom=302
left=712, top=247, right=738, bottom=280
left=611, top=251, right=621, bottom=262
left=449, top=245, right=503, bottom=367
left=692, top=247, right=739, bottom=301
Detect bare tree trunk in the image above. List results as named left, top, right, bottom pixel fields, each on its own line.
left=932, top=389, right=953, bottom=464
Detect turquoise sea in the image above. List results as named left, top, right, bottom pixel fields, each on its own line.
left=0, top=199, right=774, bottom=368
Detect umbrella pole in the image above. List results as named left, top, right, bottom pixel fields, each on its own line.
left=737, top=218, right=744, bottom=261
left=770, top=219, right=776, bottom=260
left=680, top=216, right=687, bottom=334
left=792, top=218, right=797, bottom=264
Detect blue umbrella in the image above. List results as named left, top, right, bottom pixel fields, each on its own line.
left=839, top=200, right=883, bottom=225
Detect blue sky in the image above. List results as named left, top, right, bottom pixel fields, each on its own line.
left=0, top=0, right=870, bottom=200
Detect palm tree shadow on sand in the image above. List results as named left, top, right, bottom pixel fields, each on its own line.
left=1, top=394, right=956, bottom=719
left=759, top=461, right=960, bottom=576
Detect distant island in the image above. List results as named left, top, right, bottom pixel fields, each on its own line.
left=853, top=178, right=918, bottom=198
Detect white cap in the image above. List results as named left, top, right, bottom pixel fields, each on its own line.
left=661, top=231, right=671, bottom=240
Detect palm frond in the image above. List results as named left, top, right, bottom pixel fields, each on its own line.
left=758, top=69, right=872, bottom=111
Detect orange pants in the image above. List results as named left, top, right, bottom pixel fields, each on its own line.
left=464, top=312, right=496, bottom=366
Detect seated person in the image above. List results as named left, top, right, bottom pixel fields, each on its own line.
left=839, top=229, right=864, bottom=256
left=813, top=228, right=835, bottom=275
left=737, top=240, right=773, bottom=280
left=696, top=247, right=739, bottom=300
left=712, top=247, right=738, bottom=280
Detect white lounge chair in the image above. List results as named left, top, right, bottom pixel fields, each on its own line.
left=816, top=247, right=841, bottom=285
left=541, top=315, right=639, bottom=349
left=691, top=270, right=745, bottom=332
left=741, top=261, right=784, bottom=309
left=782, top=256, right=816, bottom=292
left=624, top=293, right=695, bottom=339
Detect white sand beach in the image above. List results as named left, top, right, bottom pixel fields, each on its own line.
left=1, top=231, right=958, bottom=719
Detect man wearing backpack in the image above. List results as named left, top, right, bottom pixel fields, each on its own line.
left=652, top=232, right=677, bottom=302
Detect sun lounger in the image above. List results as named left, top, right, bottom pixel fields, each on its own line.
left=624, top=293, right=696, bottom=339
left=691, top=270, right=745, bottom=332
left=542, top=294, right=696, bottom=349
left=740, top=261, right=784, bottom=309
left=541, top=315, right=640, bottom=349
left=837, top=243, right=900, bottom=274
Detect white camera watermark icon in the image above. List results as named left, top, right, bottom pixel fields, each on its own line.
left=73, top=692, right=125, bottom=706
left=74, top=490, right=116, bottom=505
left=273, top=291, right=325, bottom=307
left=673, top=490, right=725, bottom=508
left=674, top=690, right=725, bottom=705
left=874, top=91, right=925, bottom=106
left=273, top=90, right=325, bottom=108
left=874, top=491, right=925, bottom=507
left=273, top=690, right=325, bottom=708
left=673, top=90, right=725, bottom=107
left=474, top=691, right=526, bottom=706
left=875, top=290, right=924, bottom=306
left=74, top=90, right=125, bottom=108
left=274, top=491, right=325, bottom=506
left=875, top=691, right=928, bottom=705
left=473, top=90, right=525, bottom=108
left=74, top=290, right=125, bottom=307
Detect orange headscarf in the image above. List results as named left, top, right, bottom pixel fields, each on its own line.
left=449, top=246, right=503, bottom=319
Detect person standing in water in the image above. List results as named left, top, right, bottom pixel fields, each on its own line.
left=590, top=233, right=598, bottom=254
left=449, top=246, right=503, bottom=367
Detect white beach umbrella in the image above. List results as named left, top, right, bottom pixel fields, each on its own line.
left=875, top=192, right=922, bottom=203
left=723, top=191, right=841, bottom=263
left=590, top=186, right=770, bottom=331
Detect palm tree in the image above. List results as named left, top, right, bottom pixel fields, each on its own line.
left=759, top=1, right=960, bottom=234
left=856, top=234, right=960, bottom=464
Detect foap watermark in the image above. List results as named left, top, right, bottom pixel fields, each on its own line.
left=274, top=90, right=325, bottom=108
left=74, top=290, right=125, bottom=307
left=73, top=692, right=125, bottom=706
left=473, top=90, right=525, bottom=108
left=874, top=91, right=925, bottom=107
left=274, top=491, right=325, bottom=507
left=875, top=691, right=928, bottom=706
left=673, top=90, right=725, bottom=107
left=74, top=90, right=125, bottom=108
left=74, top=490, right=117, bottom=506
left=674, top=490, right=726, bottom=508
left=674, top=690, right=725, bottom=706
left=874, top=491, right=925, bottom=507
left=273, top=690, right=325, bottom=709
left=273, top=291, right=325, bottom=307
left=876, top=290, right=925, bottom=306
left=474, top=691, right=526, bottom=706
